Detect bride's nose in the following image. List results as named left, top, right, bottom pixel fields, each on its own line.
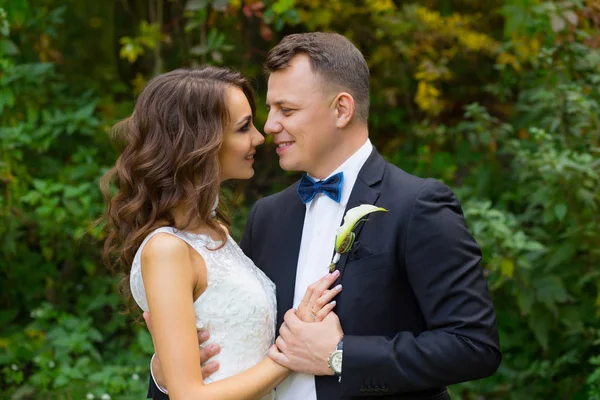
left=252, top=127, right=265, bottom=146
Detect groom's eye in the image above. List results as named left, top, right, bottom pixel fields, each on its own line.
left=281, top=108, right=292, bottom=115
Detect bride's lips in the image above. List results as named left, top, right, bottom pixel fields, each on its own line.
left=245, top=152, right=255, bottom=164
left=275, top=141, right=295, bottom=154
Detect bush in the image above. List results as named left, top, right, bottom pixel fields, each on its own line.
left=1, top=0, right=599, bottom=398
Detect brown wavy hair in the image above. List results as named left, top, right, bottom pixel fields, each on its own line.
left=100, top=66, right=256, bottom=307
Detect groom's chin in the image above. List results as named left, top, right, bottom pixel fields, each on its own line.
left=278, top=159, right=300, bottom=172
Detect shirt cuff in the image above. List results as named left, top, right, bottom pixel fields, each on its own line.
left=150, top=353, right=169, bottom=395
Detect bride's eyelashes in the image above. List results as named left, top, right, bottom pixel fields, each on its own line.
left=239, top=122, right=250, bottom=132
left=238, top=118, right=252, bottom=133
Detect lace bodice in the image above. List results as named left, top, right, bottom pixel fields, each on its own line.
left=130, top=227, right=277, bottom=395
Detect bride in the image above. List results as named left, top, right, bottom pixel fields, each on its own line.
left=100, top=66, right=341, bottom=399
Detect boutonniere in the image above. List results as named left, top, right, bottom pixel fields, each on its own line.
left=329, top=204, right=389, bottom=272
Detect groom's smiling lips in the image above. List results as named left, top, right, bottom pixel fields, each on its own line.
left=275, top=141, right=295, bottom=154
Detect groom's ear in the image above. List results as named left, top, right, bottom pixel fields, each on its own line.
left=333, top=92, right=355, bottom=129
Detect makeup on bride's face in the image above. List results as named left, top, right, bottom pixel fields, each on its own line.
left=218, top=86, right=264, bottom=181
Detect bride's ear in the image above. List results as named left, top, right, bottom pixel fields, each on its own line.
left=333, top=92, right=355, bottom=129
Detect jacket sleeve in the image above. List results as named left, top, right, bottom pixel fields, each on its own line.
left=341, top=179, right=501, bottom=396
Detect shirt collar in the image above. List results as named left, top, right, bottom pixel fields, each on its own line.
left=306, top=139, right=373, bottom=207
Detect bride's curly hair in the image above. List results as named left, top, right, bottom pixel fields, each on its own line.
left=100, top=66, right=256, bottom=306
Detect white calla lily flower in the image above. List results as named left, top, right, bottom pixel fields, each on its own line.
left=328, top=204, right=388, bottom=272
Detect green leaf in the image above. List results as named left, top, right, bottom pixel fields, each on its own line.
left=137, top=329, right=155, bottom=354
left=272, top=0, right=295, bottom=15
left=262, top=8, right=274, bottom=23
left=528, top=312, right=550, bottom=352
left=500, top=258, right=515, bottom=278
left=185, top=19, right=202, bottom=32
left=554, top=203, right=567, bottom=221
left=534, top=275, right=570, bottom=307
left=54, top=372, right=70, bottom=387
left=87, top=328, right=103, bottom=342
left=41, top=246, right=53, bottom=261
left=0, top=39, right=19, bottom=55
left=559, top=307, right=585, bottom=334
left=274, top=17, right=285, bottom=31
left=517, top=289, right=535, bottom=315
left=547, top=242, right=577, bottom=270
left=2, top=0, right=30, bottom=27
left=524, top=241, right=545, bottom=252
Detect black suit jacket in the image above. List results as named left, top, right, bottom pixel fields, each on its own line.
left=147, top=148, right=501, bottom=399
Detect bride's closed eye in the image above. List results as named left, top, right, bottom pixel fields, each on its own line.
left=238, top=120, right=252, bottom=133
left=235, top=115, right=253, bottom=133
left=239, top=123, right=249, bottom=132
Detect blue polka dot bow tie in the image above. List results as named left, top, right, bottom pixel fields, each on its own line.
left=297, top=172, right=344, bottom=204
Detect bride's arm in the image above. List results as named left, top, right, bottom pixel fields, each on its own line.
left=146, top=269, right=343, bottom=395
left=142, top=234, right=289, bottom=400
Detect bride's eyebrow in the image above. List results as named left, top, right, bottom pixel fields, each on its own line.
left=236, top=115, right=251, bottom=127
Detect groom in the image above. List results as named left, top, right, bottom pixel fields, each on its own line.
left=148, top=32, right=501, bottom=399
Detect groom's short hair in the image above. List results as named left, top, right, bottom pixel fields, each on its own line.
left=265, top=32, right=370, bottom=122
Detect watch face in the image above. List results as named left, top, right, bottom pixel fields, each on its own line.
left=331, top=351, right=343, bottom=374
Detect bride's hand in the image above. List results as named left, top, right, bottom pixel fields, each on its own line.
left=297, top=270, right=342, bottom=322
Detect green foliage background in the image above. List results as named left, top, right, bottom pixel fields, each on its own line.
left=1, top=0, right=599, bottom=399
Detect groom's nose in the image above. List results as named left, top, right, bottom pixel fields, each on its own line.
left=264, top=111, right=283, bottom=135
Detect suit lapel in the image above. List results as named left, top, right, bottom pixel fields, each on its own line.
left=273, top=185, right=305, bottom=329
left=336, top=149, right=386, bottom=280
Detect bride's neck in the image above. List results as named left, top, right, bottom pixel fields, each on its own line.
left=171, top=203, right=208, bottom=232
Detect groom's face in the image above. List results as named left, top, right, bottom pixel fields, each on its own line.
left=264, top=54, right=339, bottom=178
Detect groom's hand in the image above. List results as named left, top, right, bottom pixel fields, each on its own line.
left=143, top=311, right=221, bottom=387
left=269, top=309, right=343, bottom=375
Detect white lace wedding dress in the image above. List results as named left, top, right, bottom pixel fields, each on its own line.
left=130, top=226, right=277, bottom=399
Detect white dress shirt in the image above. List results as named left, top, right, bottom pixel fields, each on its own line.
left=276, top=139, right=373, bottom=400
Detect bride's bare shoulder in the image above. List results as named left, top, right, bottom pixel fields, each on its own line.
left=143, top=232, right=186, bottom=254
left=141, top=232, right=195, bottom=269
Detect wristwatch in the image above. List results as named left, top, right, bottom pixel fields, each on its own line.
left=328, top=338, right=344, bottom=376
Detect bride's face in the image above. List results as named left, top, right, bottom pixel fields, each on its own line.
left=218, top=87, right=264, bottom=181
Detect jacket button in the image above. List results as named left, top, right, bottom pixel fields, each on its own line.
left=374, top=385, right=381, bottom=392
left=382, top=385, right=389, bottom=392
left=367, top=386, right=374, bottom=392
left=360, top=386, right=366, bottom=393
